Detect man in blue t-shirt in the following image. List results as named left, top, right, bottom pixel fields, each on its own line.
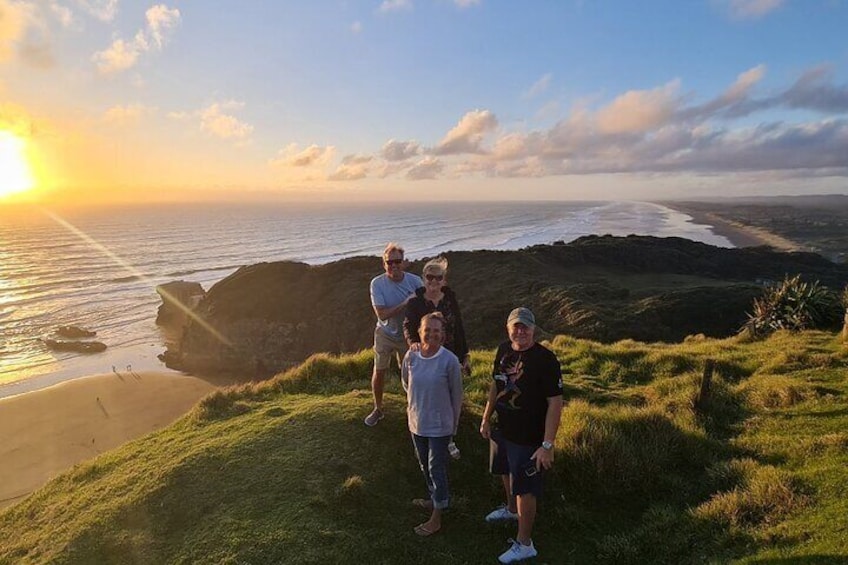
left=480, top=307, right=564, bottom=563
left=365, top=242, right=423, bottom=427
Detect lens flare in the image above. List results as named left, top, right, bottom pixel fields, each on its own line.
left=42, top=209, right=232, bottom=347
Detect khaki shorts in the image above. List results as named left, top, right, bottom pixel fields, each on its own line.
left=373, top=327, right=407, bottom=371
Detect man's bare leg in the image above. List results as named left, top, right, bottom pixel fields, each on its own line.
left=515, top=493, right=536, bottom=545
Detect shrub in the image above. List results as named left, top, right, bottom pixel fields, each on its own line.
left=742, top=275, right=841, bottom=338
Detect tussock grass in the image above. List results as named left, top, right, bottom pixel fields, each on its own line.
left=558, top=399, right=715, bottom=499
left=706, top=457, right=761, bottom=493
left=3, top=331, right=848, bottom=563
left=694, top=464, right=809, bottom=528
left=738, top=374, right=813, bottom=409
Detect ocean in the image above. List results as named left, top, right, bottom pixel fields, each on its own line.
left=0, top=200, right=731, bottom=397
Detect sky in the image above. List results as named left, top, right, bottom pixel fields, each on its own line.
left=0, top=0, right=847, bottom=204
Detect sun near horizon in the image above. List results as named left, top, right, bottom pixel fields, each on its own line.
left=0, top=131, right=37, bottom=200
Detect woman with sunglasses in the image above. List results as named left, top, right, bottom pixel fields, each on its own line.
left=403, top=256, right=470, bottom=376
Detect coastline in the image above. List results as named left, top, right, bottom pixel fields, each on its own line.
left=663, top=203, right=801, bottom=252
left=0, top=370, right=234, bottom=510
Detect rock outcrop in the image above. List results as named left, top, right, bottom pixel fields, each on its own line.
left=56, top=326, right=96, bottom=338
left=160, top=236, right=848, bottom=377
left=155, top=280, right=207, bottom=328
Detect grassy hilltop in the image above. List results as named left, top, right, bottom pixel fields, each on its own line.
left=2, top=331, right=848, bottom=563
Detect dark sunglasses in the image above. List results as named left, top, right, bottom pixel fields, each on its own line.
left=425, top=274, right=444, bottom=281
left=385, top=259, right=403, bottom=266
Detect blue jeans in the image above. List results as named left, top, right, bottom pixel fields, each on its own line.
left=411, top=434, right=451, bottom=510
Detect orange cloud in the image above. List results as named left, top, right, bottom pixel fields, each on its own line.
left=596, top=80, right=680, bottom=134
left=434, top=109, right=498, bottom=155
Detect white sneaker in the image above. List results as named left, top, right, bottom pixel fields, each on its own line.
left=484, top=505, right=518, bottom=522
left=498, top=538, right=537, bottom=563
left=363, top=408, right=384, bottom=426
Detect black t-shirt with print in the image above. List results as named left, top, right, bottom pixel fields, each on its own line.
left=492, top=341, right=563, bottom=446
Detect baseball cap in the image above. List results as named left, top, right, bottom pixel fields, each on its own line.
left=507, top=307, right=535, bottom=327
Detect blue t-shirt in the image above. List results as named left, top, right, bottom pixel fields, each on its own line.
left=370, top=272, right=423, bottom=340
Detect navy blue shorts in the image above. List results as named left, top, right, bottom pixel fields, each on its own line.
left=489, top=430, right=543, bottom=498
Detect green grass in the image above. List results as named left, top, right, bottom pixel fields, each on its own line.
left=2, top=331, right=848, bottom=563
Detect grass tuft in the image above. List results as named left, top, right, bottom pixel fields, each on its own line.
left=558, top=400, right=714, bottom=498
left=738, top=374, right=812, bottom=409
left=694, top=464, right=809, bottom=528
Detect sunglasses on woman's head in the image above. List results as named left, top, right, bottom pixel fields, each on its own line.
left=425, top=274, right=444, bottom=281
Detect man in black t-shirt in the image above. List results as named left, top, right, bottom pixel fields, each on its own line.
left=480, top=307, right=563, bottom=564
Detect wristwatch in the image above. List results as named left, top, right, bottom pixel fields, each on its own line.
left=541, top=440, right=554, bottom=451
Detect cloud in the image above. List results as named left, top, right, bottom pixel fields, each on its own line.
left=595, top=80, right=681, bottom=134
left=93, top=37, right=139, bottom=73
left=378, top=0, right=412, bottom=13
left=145, top=4, right=179, bottom=48
left=453, top=0, right=481, bottom=7
left=92, top=4, right=180, bottom=73
left=329, top=154, right=373, bottom=181
left=75, top=0, right=118, bottom=22
left=166, top=110, right=191, bottom=121
left=681, top=65, right=766, bottom=120
left=429, top=66, right=848, bottom=181
left=49, top=2, right=74, bottom=27
left=381, top=138, right=421, bottom=161
left=166, top=100, right=253, bottom=142
left=523, top=73, right=552, bottom=99
left=271, top=143, right=336, bottom=168
left=406, top=156, right=443, bottom=180
left=199, top=101, right=253, bottom=140
left=19, top=40, right=54, bottom=68
left=433, top=109, right=498, bottom=155
left=683, top=64, right=848, bottom=121
left=0, top=0, right=32, bottom=62
left=719, top=0, right=783, bottom=20
left=782, top=66, right=848, bottom=114
left=102, top=103, right=154, bottom=126
left=352, top=67, right=848, bottom=184
left=350, top=20, right=362, bottom=33
left=0, top=0, right=59, bottom=68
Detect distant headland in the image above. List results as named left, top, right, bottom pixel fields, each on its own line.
left=158, top=235, right=848, bottom=378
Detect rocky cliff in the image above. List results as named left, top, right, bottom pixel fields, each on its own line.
left=159, top=235, right=848, bottom=377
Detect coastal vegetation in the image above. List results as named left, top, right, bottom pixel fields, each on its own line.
left=160, top=236, right=848, bottom=377
left=743, top=275, right=843, bottom=338
left=2, top=330, right=847, bottom=563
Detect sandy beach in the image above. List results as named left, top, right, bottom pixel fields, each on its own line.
left=0, top=370, right=228, bottom=510
left=664, top=204, right=801, bottom=252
